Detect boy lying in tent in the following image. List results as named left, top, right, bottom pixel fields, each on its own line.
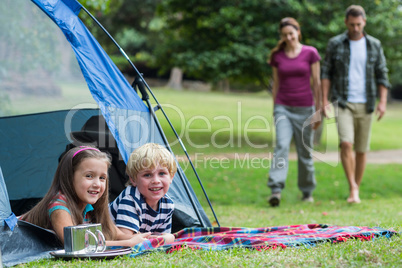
left=20, top=146, right=151, bottom=247
left=109, top=143, right=176, bottom=244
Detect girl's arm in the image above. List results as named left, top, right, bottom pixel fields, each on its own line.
left=105, top=232, right=151, bottom=247
left=106, top=224, right=151, bottom=247
left=114, top=225, right=174, bottom=245
left=50, top=209, right=75, bottom=243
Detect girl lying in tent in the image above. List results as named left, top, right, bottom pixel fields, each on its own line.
left=20, top=146, right=151, bottom=247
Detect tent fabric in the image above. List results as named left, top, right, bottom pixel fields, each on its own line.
left=1, top=170, right=61, bottom=267
left=0, top=0, right=212, bottom=264
left=31, top=0, right=149, bottom=163
left=31, top=0, right=148, bottom=112
left=29, top=0, right=211, bottom=229
left=0, top=167, right=11, bottom=224
left=0, top=167, right=17, bottom=232
left=0, top=220, right=62, bottom=267
left=0, top=109, right=99, bottom=201
left=0, top=0, right=210, bottom=227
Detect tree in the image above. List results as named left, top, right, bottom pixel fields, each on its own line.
left=156, top=0, right=281, bottom=90
left=166, top=67, right=183, bottom=90
left=154, top=0, right=401, bottom=91
left=80, top=0, right=163, bottom=75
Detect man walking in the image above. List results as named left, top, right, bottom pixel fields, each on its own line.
left=321, top=5, right=390, bottom=203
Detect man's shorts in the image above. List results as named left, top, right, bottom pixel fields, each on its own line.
left=335, top=102, right=373, bottom=153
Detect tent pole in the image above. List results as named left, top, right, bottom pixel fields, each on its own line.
left=134, top=77, right=210, bottom=228
left=81, top=6, right=220, bottom=227
left=134, top=76, right=220, bottom=227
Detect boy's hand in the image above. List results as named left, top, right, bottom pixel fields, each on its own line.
left=149, top=233, right=175, bottom=244
left=128, top=232, right=151, bottom=246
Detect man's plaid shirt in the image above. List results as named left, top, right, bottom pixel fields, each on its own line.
left=321, top=31, right=390, bottom=113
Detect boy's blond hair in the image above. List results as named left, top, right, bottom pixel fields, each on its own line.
left=126, top=143, right=177, bottom=186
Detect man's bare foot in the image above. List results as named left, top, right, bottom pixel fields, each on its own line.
left=347, top=188, right=361, bottom=203
left=347, top=197, right=361, bottom=203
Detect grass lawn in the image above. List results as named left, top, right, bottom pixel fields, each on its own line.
left=6, top=81, right=97, bottom=115
left=5, top=85, right=402, bottom=155
left=149, top=88, right=402, bottom=154
left=6, top=85, right=402, bottom=267
left=19, top=161, right=402, bottom=267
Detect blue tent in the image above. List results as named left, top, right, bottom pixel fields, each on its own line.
left=0, top=0, right=213, bottom=265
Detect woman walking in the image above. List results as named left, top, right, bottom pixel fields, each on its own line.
left=267, top=17, right=321, bottom=207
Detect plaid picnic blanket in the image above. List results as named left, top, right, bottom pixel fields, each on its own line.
left=130, top=224, right=397, bottom=257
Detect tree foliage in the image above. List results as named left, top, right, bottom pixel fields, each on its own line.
left=78, top=0, right=401, bottom=90
left=154, top=0, right=401, bottom=90
left=79, top=0, right=162, bottom=73
left=156, top=0, right=276, bottom=88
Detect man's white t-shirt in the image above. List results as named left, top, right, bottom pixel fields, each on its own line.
left=348, top=36, right=367, bottom=103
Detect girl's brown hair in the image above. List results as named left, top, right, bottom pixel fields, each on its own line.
left=268, top=17, right=302, bottom=64
left=22, top=146, right=117, bottom=240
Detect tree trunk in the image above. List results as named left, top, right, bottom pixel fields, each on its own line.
left=217, top=78, right=230, bottom=92
left=166, top=67, right=183, bottom=90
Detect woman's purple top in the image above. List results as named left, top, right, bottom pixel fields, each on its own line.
left=270, top=45, right=321, bottom=107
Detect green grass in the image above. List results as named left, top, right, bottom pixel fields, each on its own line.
left=21, top=237, right=402, bottom=267
left=7, top=81, right=96, bottom=115
left=189, top=161, right=402, bottom=229
left=149, top=88, right=402, bottom=153
left=6, top=85, right=402, bottom=154
left=7, top=86, right=402, bottom=267
left=189, top=161, right=402, bottom=208
left=18, top=161, right=402, bottom=267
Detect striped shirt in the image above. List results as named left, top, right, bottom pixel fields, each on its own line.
left=109, top=185, right=174, bottom=233
left=48, top=192, right=93, bottom=224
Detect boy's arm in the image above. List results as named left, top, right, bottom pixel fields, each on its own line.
left=148, top=204, right=175, bottom=243
left=161, top=206, right=174, bottom=233
left=115, top=226, right=136, bottom=239
left=149, top=230, right=175, bottom=244
left=112, top=195, right=142, bottom=236
left=157, top=233, right=175, bottom=244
